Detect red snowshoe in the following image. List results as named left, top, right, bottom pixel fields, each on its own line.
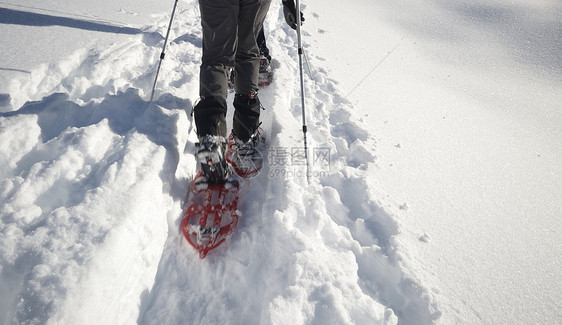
left=181, top=171, right=240, bottom=259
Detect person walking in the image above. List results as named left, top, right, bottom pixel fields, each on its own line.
left=194, top=0, right=303, bottom=183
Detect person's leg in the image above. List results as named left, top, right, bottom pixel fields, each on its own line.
left=196, top=0, right=239, bottom=137
left=256, top=26, right=271, bottom=62
left=233, top=0, right=271, bottom=141
left=234, top=0, right=270, bottom=95
left=257, top=26, right=266, bottom=51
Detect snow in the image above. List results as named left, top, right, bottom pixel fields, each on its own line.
left=308, top=1, right=562, bottom=323
left=1, top=0, right=561, bottom=324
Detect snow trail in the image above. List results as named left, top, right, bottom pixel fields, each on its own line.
left=1, top=2, right=439, bottom=324
left=141, top=3, right=438, bottom=324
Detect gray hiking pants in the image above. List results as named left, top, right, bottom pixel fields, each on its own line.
left=198, top=0, right=271, bottom=100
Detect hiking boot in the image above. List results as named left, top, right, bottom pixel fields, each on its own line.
left=196, top=135, right=229, bottom=184
left=225, top=129, right=264, bottom=178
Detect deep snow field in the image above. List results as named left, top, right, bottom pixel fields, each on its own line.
left=1, top=0, right=561, bottom=324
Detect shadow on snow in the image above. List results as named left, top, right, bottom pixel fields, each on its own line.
left=0, top=7, right=142, bottom=35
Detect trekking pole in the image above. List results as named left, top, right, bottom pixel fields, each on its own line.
left=150, top=0, right=179, bottom=102
left=295, top=0, right=311, bottom=183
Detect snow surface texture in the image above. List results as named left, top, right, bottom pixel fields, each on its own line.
left=1, top=0, right=561, bottom=324
left=0, top=1, right=436, bottom=324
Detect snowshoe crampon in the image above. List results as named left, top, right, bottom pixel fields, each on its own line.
left=181, top=172, right=240, bottom=258
left=258, top=71, right=273, bottom=87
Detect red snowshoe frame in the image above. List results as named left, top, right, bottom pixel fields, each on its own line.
left=181, top=175, right=240, bottom=258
